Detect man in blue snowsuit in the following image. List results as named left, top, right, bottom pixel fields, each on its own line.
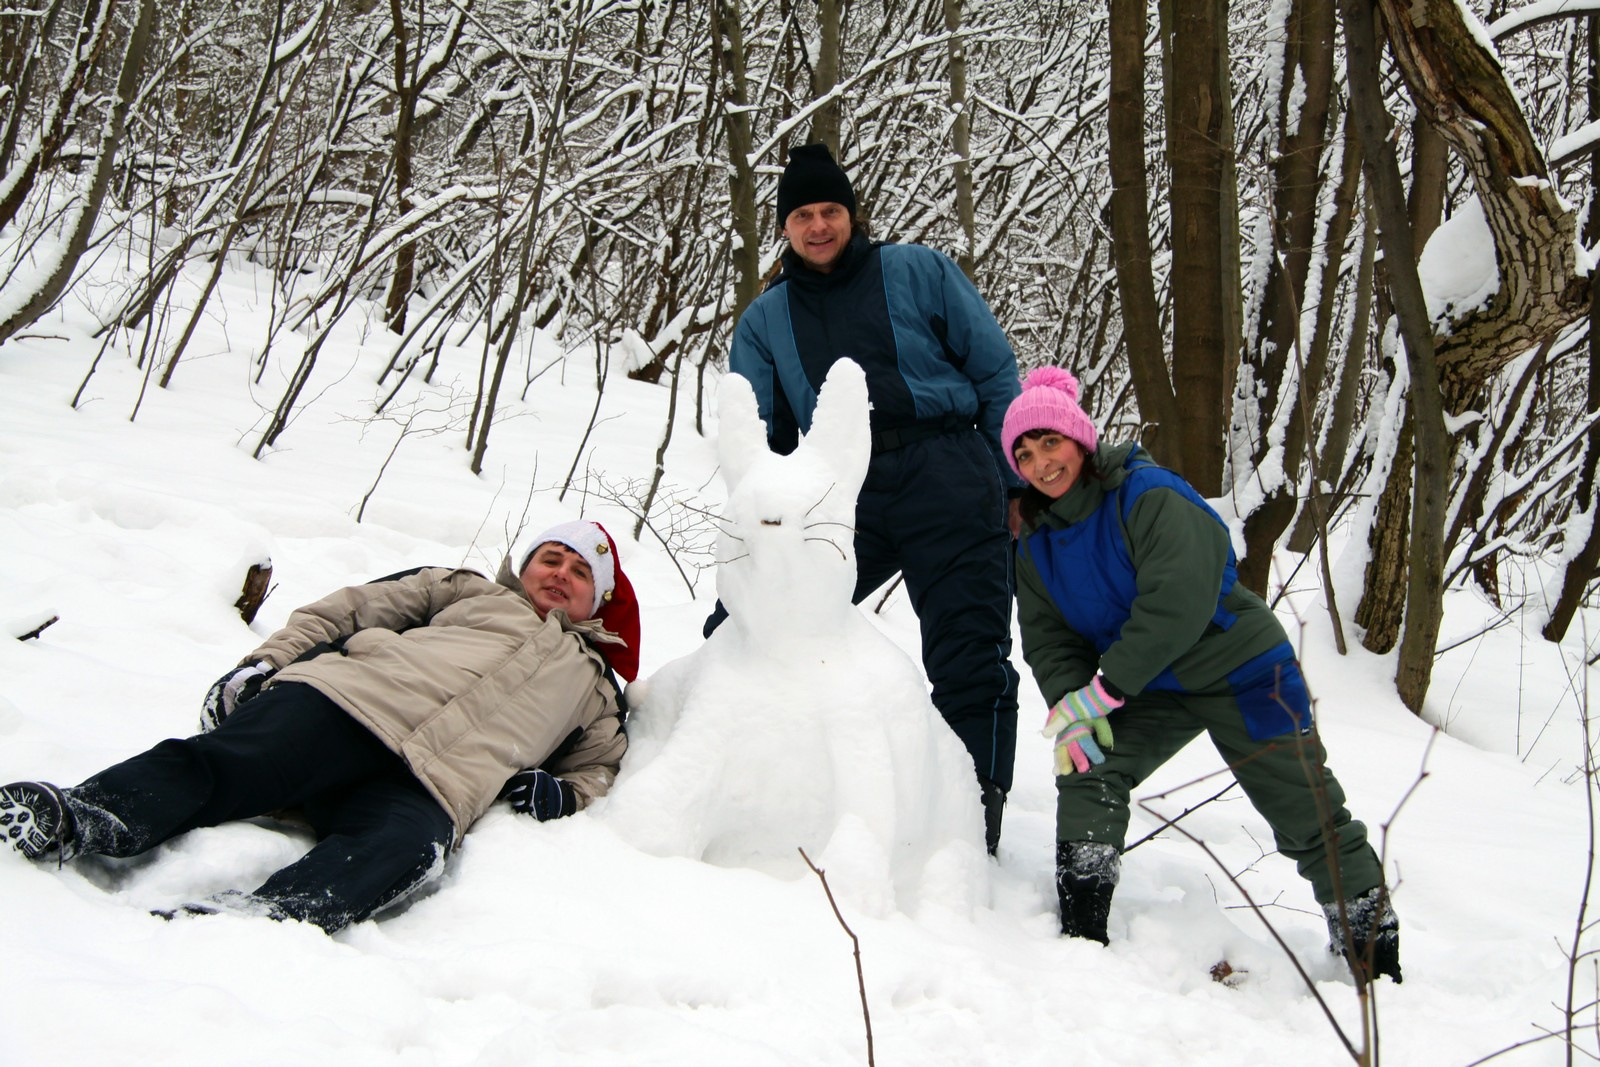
left=708, top=143, right=1022, bottom=852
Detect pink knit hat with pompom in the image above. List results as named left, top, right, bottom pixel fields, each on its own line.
left=1001, top=366, right=1099, bottom=477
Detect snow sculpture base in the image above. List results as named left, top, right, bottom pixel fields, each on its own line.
left=602, top=360, right=988, bottom=917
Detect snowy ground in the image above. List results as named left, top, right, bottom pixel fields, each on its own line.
left=0, top=255, right=1596, bottom=1066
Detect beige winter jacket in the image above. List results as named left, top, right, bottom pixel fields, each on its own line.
left=244, top=561, right=627, bottom=843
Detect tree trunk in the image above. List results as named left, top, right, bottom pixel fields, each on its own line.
left=811, top=0, right=842, bottom=154
left=1545, top=17, right=1600, bottom=641
left=1107, top=0, right=1177, bottom=467
left=0, top=0, right=156, bottom=346
left=1542, top=283, right=1600, bottom=639
left=1344, top=0, right=1588, bottom=701
left=1406, top=115, right=1447, bottom=256
left=384, top=0, right=418, bottom=335
left=1289, top=145, right=1372, bottom=553
left=0, top=0, right=114, bottom=236
left=943, top=0, right=976, bottom=278
left=1341, top=0, right=1450, bottom=714
left=1237, top=0, right=1337, bottom=594
left=1375, top=0, right=1586, bottom=415
left=712, top=0, right=761, bottom=321
left=1163, top=0, right=1231, bottom=495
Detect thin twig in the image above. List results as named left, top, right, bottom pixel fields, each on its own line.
left=1460, top=1022, right=1600, bottom=1067
left=1138, top=800, right=1361, bottom=1062
left=1123, top=781, right=1239, bottom=852
left=799, top=847, right=874, bottom=1066
left=1567, top=627, right=1597, bottom=1066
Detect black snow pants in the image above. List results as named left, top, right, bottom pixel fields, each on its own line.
left=851, top=428, right=1020, bottom=791
left=66, top=682, right=454, bottom=933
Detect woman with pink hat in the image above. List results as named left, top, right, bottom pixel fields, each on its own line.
left=0, top=521, right=640, bottom=933
left=1004, top=366, right=1400, bottom=984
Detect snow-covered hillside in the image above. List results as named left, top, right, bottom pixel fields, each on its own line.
left=0, top=258, right=1595, bottom=1065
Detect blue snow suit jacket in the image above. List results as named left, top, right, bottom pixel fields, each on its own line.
left=729, top=232, right=1022, bottom=489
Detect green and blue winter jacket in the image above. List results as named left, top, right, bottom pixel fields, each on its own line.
left=1016, top=442, right=1291, bottom=706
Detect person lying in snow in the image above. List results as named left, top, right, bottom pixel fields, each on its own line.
left=1003, top=367, right=1402, bottom=984
left=0, top=520, right=639, bottom=934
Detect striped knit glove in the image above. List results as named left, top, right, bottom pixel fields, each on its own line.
left=1043, top=677, right=1123, bottom=775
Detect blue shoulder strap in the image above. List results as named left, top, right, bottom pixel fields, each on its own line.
left=1113, top=454, right=1239, bottom=632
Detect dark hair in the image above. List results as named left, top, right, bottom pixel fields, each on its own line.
left=1016, top=445, right=1100, bottom=529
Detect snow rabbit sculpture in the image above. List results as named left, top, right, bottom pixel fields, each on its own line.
left=603, top=359, right=987, bottom=916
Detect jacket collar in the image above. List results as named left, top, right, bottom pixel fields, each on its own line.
left=1035, top=441, right=1144, bottom=527
left=779, top=230, right=874, bottom=289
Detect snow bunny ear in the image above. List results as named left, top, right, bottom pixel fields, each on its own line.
left=717, top=372, right=770, bottom=493
left=797, top=359, right=871, bottom=502
left=717, top=359, right=870, bottom=496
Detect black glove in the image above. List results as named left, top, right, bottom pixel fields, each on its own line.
left=500, top=768, right=577, bottom=821
left=200, top=661, right=274, bottom=733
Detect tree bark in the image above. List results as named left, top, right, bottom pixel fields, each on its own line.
left=1237, top=0, right=1337, bottom=593
left=1375, top=0, right=1586, bottom=415
left=1545, top=16, right=1600, bottom=641
left=384, top=0, right=418, bottom=335
left=1107, top=0, right=1177, bottom=467
left=811, top=0, right=842, bottom=154
left=0, top=0, right=156, bottom=346
left=943, top=0, right=976, bottom=278
left=1347, top=0, right=1588, bottom=693
left=1406, top=115, right=1447, bottom=256
left=0, top=0, right=114, bottom=236
left=712, top=0, right=761, bottom=321
left=1163, top=0, right=1231, bottom=495
left=1289, top=143, right=1371, bottom=554
left=1341, top=0, right=1450, bottom=713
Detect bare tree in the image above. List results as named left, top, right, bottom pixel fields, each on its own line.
left=0, top=0, right=158, bottom=346
left=1106, top=0, right=1176, bottom=465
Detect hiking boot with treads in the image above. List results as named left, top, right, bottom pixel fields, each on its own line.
left=0, top=781, right=75, bottom=861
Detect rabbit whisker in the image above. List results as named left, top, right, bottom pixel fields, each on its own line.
left=804, top=483, right=839, bottom=519
left=718, top=551, right=752, bottom=565
left=804, top=535, right=849, bottom=562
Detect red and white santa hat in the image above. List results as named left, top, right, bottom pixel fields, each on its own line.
left=514, top=519, right=641, bottom=681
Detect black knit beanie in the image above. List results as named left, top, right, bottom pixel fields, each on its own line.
left=776, top=143, right=856, bottom=226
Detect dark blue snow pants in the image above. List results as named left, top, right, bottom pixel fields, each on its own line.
left=67, top=682, right=454, bottom=933
left=853, top=429, right=1020, bottom=791
left=703, top=427, right=1020, bottom=791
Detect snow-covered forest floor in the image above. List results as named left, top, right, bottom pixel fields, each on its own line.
left=0, top=253, right=1596, bottom=1065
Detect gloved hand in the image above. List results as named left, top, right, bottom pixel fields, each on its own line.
left=200, top=661, right=274, bottom=733
left=1042, top=676, right=1122, bottom=775
left=501, top=768, right=577, bottom=821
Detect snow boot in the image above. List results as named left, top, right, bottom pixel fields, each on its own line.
left=1057, top=840, right=1120, bottom=944
left=979, top=776, right=1006, bottom=855
left=0, top=781, right=75, bottom=862
left=1324, top=886, right=1402, bottom=984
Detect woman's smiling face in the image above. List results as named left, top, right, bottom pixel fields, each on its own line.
left=1013, top=432, right=1086, bottom=499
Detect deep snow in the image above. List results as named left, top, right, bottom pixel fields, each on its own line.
left=0, top=250, right=1595, bottom=1066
